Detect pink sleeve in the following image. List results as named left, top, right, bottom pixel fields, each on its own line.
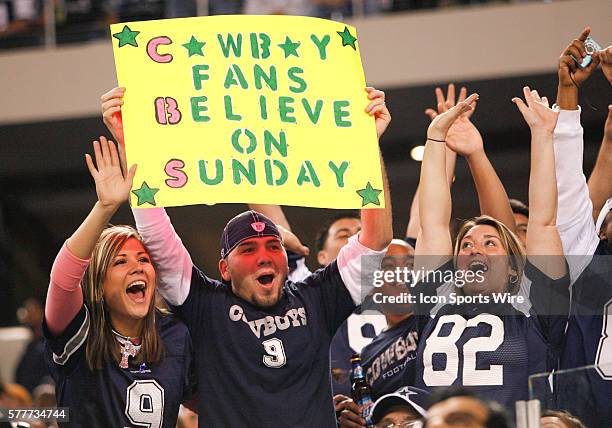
left=45, top=242, right=88, bottom=336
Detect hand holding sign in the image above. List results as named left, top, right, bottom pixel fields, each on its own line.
left=111, top=15, right=384, bottom=209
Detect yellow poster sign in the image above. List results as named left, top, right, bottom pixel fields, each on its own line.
left=110, top=15, right=384, bottom=209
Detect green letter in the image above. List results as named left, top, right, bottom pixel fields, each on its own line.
left=192, top=64, right=210, bottom=90
left=301, top=98, right=323, bottom=124
left=263, top=130, right=288, bottom=157
left=198, top=159, right=223, bottom=185
left=190, top=96, right=210, bottom=122
left=250, top=33, right=271, bottom=59
left=254, top=64, right=277, bottom=91
left=310, top=34, right=330, bottom=60
left=231, top=128, right=257, bottom=154
left=224, top=64, right=248, bottom=89
left=279, top=96, right=296, bottom=123
left=217, top=33, right=242, bottom=58
left=328, top=161, right=349, bottom=187
left=232, top=159, right=256, bottom=185
left=259, top=95, right=268, bottom=120
left=287, top=67, right=307, bottom=94
left=224, top=95, right=242, bottom=121
left=297, top=161, right=320, bottom=187
left=333, top=100, right=351, bottom=127
left=264, top=159, right=288, bottom=186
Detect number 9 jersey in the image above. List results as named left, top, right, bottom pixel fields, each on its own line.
left=43, top=307, right=194, bottom=428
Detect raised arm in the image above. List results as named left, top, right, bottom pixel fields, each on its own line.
left=513, top=87, right=565, bottom=278
left=553, top=29, right=601, bottom=273
left=358, top=87, right=393, bottom=251
left=416, top=93, right=478, bottom=260
left=100, top=86, right=195, bottom=306
left=587, top=47, right=612, bottom=220
left=440, top=85, right=517, bottom=232
left=46, top=137, right=136, bottom=335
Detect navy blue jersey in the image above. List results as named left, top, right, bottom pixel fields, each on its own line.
left=414, top=261, right=569, bottom=412
left=330, top=313, right=387, bottom=396
left=175, top=261, right=356, bottom=427
left=43, top=306, right=193, bottom=428
left=360, top=316, right=418, bottom=400
left=558, top=242, right=612, bottom=427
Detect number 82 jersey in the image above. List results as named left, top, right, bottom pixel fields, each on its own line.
left=413, top=260, right=569, bottom=412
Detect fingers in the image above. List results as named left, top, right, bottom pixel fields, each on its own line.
left=446, top=83, right=455, bottom=107
left=365, top=98, right=385, bottom=114
left=434, top=87, right=445, bottom=110
left=523, top=86, right=534, bottom=107
left=126, top=164, right=138, bottom=186
left=337, top=399, right=366, bottom=428
left=424, top=108, right=438, bottom=120
left=577, top=26, right=590, bottom=43
left=100, top=86, right=126, bottom=103
left=365, top=87, right=385, bottom=101
left=100, top=136, right=111, bottom=166
left=107, top=137, right=120, bottom=168
left=334, top=394, right=350, bottom=410
left=600, top=46, right=612, bottom=63
left=458, top=86, right=467, bottom=103
left=569, top=39, right=587, bottom=59
left=512, top=96, right=528, bottom=116
left=84, top=153, right=97, bottom=178
left=92, top=139, right=104, bottom=170
left=118, top=138, right=129, bottom=173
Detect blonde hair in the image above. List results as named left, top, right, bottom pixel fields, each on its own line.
left=83, top=225, right=165, bottom=370
left=454, top=215, right=526, bottom=294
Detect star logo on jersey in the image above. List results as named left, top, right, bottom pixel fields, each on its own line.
left=113, top=25, right=140, bottom=48
left=251, top=221, right=266, bottom=232
left=337, top=26, right=357, bottom=50
left=182, top=35, right=206, bottom=57
left=132, top=181, right=159, bottom=206
left=356, top=182, right=382, bottom=206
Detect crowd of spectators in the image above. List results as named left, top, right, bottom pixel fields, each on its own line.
left=0, top=0, right=534, bottom=50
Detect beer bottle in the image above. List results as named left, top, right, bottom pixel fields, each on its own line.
left=350, top=353, right=374, bottom=427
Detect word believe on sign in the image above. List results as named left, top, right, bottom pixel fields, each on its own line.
left=111, top=15, right=384, bottom=209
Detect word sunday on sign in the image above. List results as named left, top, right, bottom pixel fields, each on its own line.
left=111, top=15, right=384, bottom=209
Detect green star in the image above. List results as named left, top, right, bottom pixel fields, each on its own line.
left=277, top=36, right=300, bottom=58
left=337, top=26, right=357, bottom=50
left=132, top=181, right=159, bottom=206
left=182, top=35, right=206, bottom=57
left=356, top=182, right=382, bottom=206
left=113, top=25, right=140, bottom=48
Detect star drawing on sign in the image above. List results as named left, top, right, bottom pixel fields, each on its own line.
left=113, top=25, right=140, bottom=48
left=277, top=36, right=300, bottom=58
left=356, top=182, right=382, bottom=206
left=336, top=26, right=357, bottom=50
left=132, top=181, right=159, bottom=206
left=182, top=35, right=206, bottom=57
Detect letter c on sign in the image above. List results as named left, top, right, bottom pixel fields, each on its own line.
left=147, top=36, right=173, bottom=63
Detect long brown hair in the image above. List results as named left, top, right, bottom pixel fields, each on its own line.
left=454, top=215, right=526, bottom=294
left=82, top=225, right=165, bottom=370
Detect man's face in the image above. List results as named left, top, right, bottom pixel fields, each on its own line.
left=513, top=212, right=528, bottom=248
left=379, top=243, right=415, bottom=315
left=426, top=397, right=488, bottom=428
left=376, top=406, right=421, bottom=428
left=317, top=217, right=361, bottom=266
left=219, top=236, right=289, bottom=308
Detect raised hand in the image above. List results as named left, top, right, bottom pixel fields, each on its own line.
left=600, top=45, right=612, bottom=84
left=558, top=27, right=601, bottom=88
left=365, top=87, right=391, bottom=139
left=85, top=136, right=137, bottom=209
left=512, top=87, right=560, bottom=133
left=276, top=225, right=310, bottom=257
left=427, top=93, right=478, bottom=141
left=101, top=87, right=126, bottom=147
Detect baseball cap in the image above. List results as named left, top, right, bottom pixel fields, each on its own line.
left=371, top=386, right=429, bottom=424
left=220, top=210, right=281, bottom=259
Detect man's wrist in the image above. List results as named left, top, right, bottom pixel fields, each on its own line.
left=556, top=84, right=579, bottom=110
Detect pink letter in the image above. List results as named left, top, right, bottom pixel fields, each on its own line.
left=147, top=36, right=173, bottom=63
left=165, top=159, right=188, bottom=188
